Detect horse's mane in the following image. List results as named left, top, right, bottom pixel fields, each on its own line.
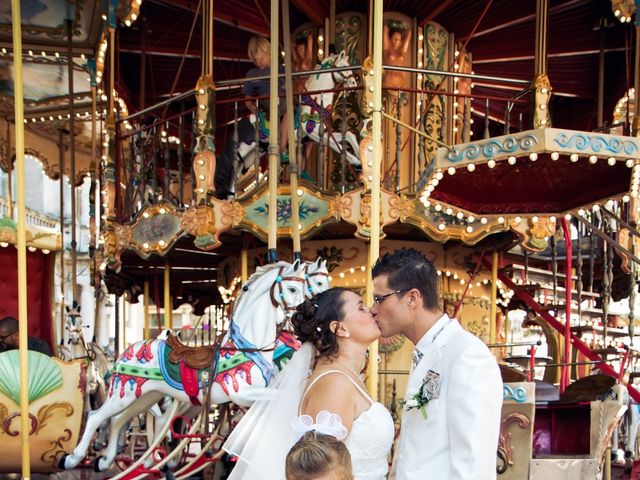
left=232, top=261, right=292, bottom=312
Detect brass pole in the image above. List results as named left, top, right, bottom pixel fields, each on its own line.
left=5, top=120, right=12, bottom=219
left=365, top=0, right=383, bottom=399
left=489, top=251, right=498, bottom=345
left=241, top=248, right=249, bottom=282
left=282, top=0, right=301, bottom=259
left=633, top=16, right=640, bottom=136
left=67, top=20, right=78, bottom=303
left=597, top=26, right=605, bottom=128
left=144, top=280, right=150, bottom=338
left=164, top=260, right=171, bottom=330
left=11, top=0, right=32, bottom=475
left=122, top=297, right=127, bottom=348
left=267, top=0, right=279, bottom=263
left=58, top=130, right=66, bottom=344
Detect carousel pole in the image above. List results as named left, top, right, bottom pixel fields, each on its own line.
left=67, top=20, right=78, bottom=304
left=282, top=0, right=301, bottom=261
left=58, top=130, right=66, bottom=341
left=241, top=247, right=249, bottom=282
left=10, top=0, right=32, bottom=475
left=633, top=4, right=640, bottom=137
left=364, top=0, right=383, bottom=399
left=267, top=0, right=280, bottom=264
left=89, top=60, right=98, bottom=338
left=489, top=251, right=498, bottom=345
left=164, top=260, right=171, bottom=330
left=144, top=280, right=150, bottom=338
left=5, top=120, right=12, bottom=219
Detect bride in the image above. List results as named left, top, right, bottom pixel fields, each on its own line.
left=223, top=287, right=395, bottom=479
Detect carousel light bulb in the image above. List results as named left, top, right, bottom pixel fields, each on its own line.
left=143, top=242, right=150, bottom=250
left=607, top=157, right=616, bottom=166
left=551, top=152, right=559, bottom=161
left=446, top=208, right=453, bottom=215
left=514, top=216, right=522, bottom=224
left=627, top=159, right=635, bottom=168
left=532, top=216, right=539, bottom=223
left=418, top=34, right=424, bottom=41
left=434, top=204, right=442, bottom=212
left=448, top=167, right=456, bottom=175
left=435, top=171, right=444, bottom=180
left=508, top=156, right=516, bottom=165
left=456, top=212, right=464, bottom=219
left=438, top=223, right=446, bottom=231
left=466, top=226, right=473, bottom=233
left=623, top=195, right=631, bottom=203
left=487, top=159, right=496, bottom=168
left=158, top=240, right=166, bottom=247
left=529, top=153, right=538, bottom=161
left=498, top=216, right=505, bottom=223
left=318, top=35, right=324, bottom=42
left=480, top=217, right=488, bottom=224
left=564, top=213, right=573, bottom=220
left=570, top=153, right=579, bottom=162
left=589, top=155, right=598, bottom=164
left=467, top=163, right=476, bottom=172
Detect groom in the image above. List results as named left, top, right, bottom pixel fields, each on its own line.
left=371, top=248, right=502, bottom=480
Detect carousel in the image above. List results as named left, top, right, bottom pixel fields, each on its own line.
left=2, top=0, right=640, bottom=478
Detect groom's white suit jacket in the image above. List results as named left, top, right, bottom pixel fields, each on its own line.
left=394, top=314, right=503, bottom=480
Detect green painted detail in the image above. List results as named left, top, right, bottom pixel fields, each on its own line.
left=0, top=217, right=17, bottom=231
left=162, top=342, right=205, bottom=384
left=113, top=363, right=164, bottom=381
left=0, top=351, right=63, bottom=406
left=216, top=353, right=251, bottom=374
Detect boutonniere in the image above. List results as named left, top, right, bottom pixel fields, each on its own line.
left=402, top=370, right=440, bottom=419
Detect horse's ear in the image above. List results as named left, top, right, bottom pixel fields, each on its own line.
left=293, top=259, right=301, bottom=271
left=321, top=259, right=327, bottom=269
left=315, top=257, right=322, bottom=267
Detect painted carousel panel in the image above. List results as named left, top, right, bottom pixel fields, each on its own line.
left=0, top=353, right=85, bottom=473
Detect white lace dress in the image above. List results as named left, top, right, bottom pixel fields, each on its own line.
left=299, top=371, right=395, bottom=480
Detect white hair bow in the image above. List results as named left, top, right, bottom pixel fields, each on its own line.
left=291, top=410, right=348, bottom=441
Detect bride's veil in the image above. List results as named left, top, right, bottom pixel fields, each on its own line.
left=222, top=342, right=315, bottom=480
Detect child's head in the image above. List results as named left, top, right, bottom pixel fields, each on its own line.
left=248, top=35, right=271, bottom=68
left=285, top=432, right=352, bottom=480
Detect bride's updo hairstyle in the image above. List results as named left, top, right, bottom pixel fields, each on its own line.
left=291, top=287, right=350, bottom=358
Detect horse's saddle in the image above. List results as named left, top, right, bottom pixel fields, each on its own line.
left=166, top=334, right=216, bottom=370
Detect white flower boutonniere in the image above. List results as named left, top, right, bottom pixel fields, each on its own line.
left=402, top=369, right=441, bottom=420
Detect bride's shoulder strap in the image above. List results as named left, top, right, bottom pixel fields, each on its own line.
left=299, top=370, right=372, bottom=415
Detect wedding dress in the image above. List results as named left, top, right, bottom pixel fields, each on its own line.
left=298, top=370, right=395, bottom=480
left=222, top=343, right=395, bottom=480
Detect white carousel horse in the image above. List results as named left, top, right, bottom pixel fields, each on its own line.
left=271, top=258, right=331, bottom=372
left=232, top=51, right=360, bottom=184
left=62, top=260, right=307, bottom=471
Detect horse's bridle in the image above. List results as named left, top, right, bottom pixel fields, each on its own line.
left=303, top=266, right=330, bottom=296
left=269, top=266, right=306, bottom=313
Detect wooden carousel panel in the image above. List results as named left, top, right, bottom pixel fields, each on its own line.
left=128, top=202, right=184, bottom=259
left=340, top=187, right=400, bottom=240
left=0, top=0, right=98, bottom=45
left=499, top=382, right=535, bottom=480
left=421, top=21, right=450, bottom=161
left=399, top=194, right=509, bottom=244
left=238, top=182, right=339, bottom=241
left=334, top=12, right=367, bottom=66
left=0, top=216, right=61, bottom=251
left=0, top=352, right=85, bottom=473
left=425, top=128, right=639, bottom=215
left=0, top=118, right=92, bottom=185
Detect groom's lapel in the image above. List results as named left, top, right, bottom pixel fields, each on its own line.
left=407, top=343, right=440, bottom=392
left=406, top=319, right=461, bottom=393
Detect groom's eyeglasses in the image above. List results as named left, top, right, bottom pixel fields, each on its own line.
left=373, top=289, right=408, bottom=306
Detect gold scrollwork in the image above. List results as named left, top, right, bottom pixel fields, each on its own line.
left=497, top=412, right=531, bottom=473
left=41, top=428, right=73, bottom=467
left=34, top=402, right=74, bottom=435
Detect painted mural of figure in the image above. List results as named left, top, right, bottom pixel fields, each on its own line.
left=383, top=20, right=411, bottom=90
left=292, top=31, right=314, bottom=95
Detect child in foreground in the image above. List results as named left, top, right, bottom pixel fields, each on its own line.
left=285, top=432, right=353, bottom=480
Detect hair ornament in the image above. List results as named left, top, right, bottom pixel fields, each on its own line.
left=291, top=411, right=348, bottom=442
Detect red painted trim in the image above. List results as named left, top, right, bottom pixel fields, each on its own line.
left=482, top=257, right=640, bottom=403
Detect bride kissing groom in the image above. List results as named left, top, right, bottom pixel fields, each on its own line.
left=224, top=248, right=502, bottom=480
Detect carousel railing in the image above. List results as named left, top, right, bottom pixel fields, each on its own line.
left=485, top=200, right=640, bottom=401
